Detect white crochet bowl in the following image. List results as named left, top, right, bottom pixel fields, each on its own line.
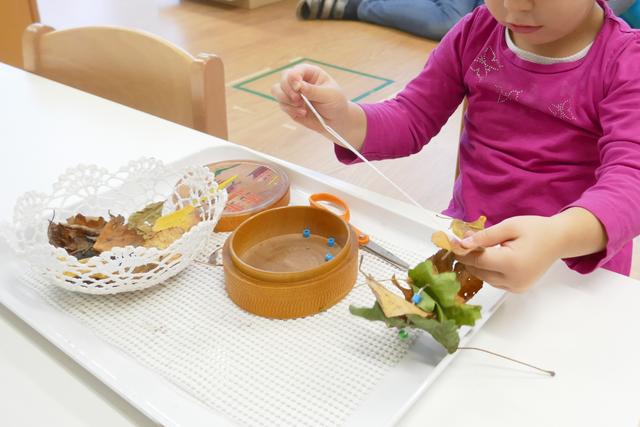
left=2, top=158, right=227, bottom=295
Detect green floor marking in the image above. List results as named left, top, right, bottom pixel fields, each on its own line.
left=232, top=57, right=394, bottom=103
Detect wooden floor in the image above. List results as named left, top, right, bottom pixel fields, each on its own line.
left=36, top=0, right=461, bottom=212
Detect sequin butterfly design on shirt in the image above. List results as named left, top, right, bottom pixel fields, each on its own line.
left=470, top=47, right=503, bottom=80
left=495, top=85, right=523, bottom=104
left=549, top=99, right=577, bottom=121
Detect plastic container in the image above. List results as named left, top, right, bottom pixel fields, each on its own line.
left=206, top=160, right=290, bottom=232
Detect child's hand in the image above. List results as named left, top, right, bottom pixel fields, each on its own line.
left=455, top=216, right=563, bottom=293
left=271, top=64, right=349, bottom=134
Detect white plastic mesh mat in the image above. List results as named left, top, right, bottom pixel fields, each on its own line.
left=18, top=232, right=431, bottom=427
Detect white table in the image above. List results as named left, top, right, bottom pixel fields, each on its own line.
left=1, top=63, right=639, bottom=427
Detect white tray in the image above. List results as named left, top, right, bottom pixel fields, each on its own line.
left=0, top=143, right=506, bottom=426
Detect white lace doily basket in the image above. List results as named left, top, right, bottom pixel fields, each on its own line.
left=1, top=158, right=227, bottom=295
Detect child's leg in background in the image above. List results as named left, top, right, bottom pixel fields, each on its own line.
left=356, top=0, right=483, bottom=40
left=621, top=0, right=640, bottom=28
left=608, top=0, right=635, bottom=15
left=632, top=238, right=640, bottom=279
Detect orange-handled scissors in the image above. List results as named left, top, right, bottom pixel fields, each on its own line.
left=309, top=193, right=410, bottom=270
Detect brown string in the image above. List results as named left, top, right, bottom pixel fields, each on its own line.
left=458, top=346, right=556, bottom=377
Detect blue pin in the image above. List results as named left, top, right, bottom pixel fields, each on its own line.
left=325, top=253, right=333, bottom=262
left=412, top=293, right=423, bottom=304
left=327, top=237, right=335, bottom=247
left=303, top=228, right=311, bottom=238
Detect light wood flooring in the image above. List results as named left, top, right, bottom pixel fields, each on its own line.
left=37, top=0, right=461, bottom=212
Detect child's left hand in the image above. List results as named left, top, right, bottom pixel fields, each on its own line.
left=455, top=216, right=564, bottom=293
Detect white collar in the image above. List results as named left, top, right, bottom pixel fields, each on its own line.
left=505, top=27, right=592, bottom=64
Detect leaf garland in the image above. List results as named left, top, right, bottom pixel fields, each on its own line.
left=350, top=217, right=487, bottom=354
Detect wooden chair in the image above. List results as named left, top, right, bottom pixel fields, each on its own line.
left=22, top=23, right=228, bottom=139
left=455, top=98, right=468, bottom=180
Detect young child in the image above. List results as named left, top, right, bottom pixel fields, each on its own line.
left=273, top=0, right=640, bottom=292
left=297, top=0, right=484, bottom=40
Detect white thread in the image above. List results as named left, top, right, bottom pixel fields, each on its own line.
left=299, top=93, right=457, bottom=238
left=300, top=94, right=424, bottom=210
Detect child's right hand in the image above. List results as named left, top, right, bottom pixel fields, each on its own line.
left=271, top=64, right=349, bottom=135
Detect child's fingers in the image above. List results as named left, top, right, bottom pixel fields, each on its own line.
left=291, top=63, right=324, bottom=85
left=463, top=265, right=507, bottom=289
left=271, top=83, right=303, bottom=108
left=457, top=245, right=510, bottom=272
left=279, top=71, right=303, bottom=105
left=284, top=64, right=328, bottom=96
left=461, top=220, right=519, bottom=249
left=278, top=102, right=307, bottom=120
left=298, top=80, right=337, bottom=104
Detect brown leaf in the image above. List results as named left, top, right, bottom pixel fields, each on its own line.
left=455, top=263, right=484, bottom=302
left=48, top=221, right=99, bottom=259
left=93, top=215, right=144, bottom=252
left=428, top=249, right=454, bottom=274
left=427, top=248, right=483, bottom=302
left=65, top=214, right=107, bottom=236
left=390, top=274, right=413, bottom=302
left=143, top=227, right=184, bottom=250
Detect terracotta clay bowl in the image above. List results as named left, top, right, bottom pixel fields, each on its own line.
left=222, top=205, right=359, bottom=319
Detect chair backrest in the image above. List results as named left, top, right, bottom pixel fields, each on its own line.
left=22, top=23, right=228, bottom=139
left=455, top=98, right=468, bottom=180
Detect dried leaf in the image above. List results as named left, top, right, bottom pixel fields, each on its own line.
left=65, top=214, right=107, bottom=236
left=390, top=274, right=413, bottom=302
left=365, top=276, right=430, bottom=318
left=427, top=249, right=483, bottom=301
left=455, top=263, right=484, bottom=302
left=48, top=221, right=98, bottom=259
left=143, top=227, right=185, bottom=249
left=94, top=215, right=144, bottom=252
left=431, top=231, right=452, bottom=252
left=451, top=215, right=487, bottom=239
left=349, top=302, right=409, bottom=328
left=428, top=249, right=454, bottom=274
left=152, top=205, right=200, bottom=233
left=431, top=231, right=476, bottom=256
left=127, top=201, right=164, bottom=238
left=132, top=263, right=158, bottom=274
left=432, top=216, right=488, bottom=256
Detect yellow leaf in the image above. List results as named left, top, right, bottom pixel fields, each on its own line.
left=431, top=231, right=477, bottom=256
left=152, top=205, right=200, bottom=233
left=450, top=215, right=486, bottom=239
left=143, top=227, right=185, bottom=249
left=365, top=276, right=429, bottom=318
left=127, top=201, right=164, bottom=238
left=431, top=231, right=452, bottom=251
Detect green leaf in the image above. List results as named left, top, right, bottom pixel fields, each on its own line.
left=443, top=304, right=482, bottom=327
left=127, top=201, right=164, bottom=238
left=416, top=292, right=436, bottom=312
left=408, top=260, right=434, bottom=287
left=407, top=315, right=460, bottom=354
left=435, top=301, right=446, bottom=322
left=349, top=303, right=408, bottom=328
left=409, top=261, right=460, bottom=307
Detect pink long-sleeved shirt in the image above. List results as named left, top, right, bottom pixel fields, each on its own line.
left=336, top=1, right=640, bottom=275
